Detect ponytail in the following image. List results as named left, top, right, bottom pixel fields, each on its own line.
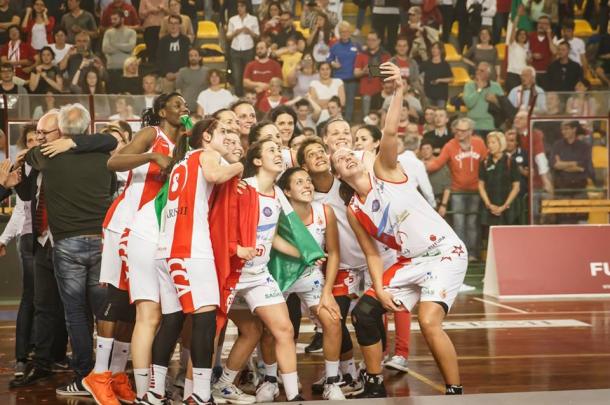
left=141, top=92, right=183, bottom=128
left=162, top=118, right=219, bottom=177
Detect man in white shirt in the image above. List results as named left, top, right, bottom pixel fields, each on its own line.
left=507, top=66, right=546, bottom=112
left=227, top=0, right=260, bottom=96
left=397, top=132, right=436, bottom=208
left=552, top=19, right=586, bottom=67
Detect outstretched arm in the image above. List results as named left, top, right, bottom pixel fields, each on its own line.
left=375, top=62, right=404, bottom=176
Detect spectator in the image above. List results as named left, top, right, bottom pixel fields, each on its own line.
left=309, top=61, right=344, bottom=123
left=390, top=35, right=421, bottom=88
left=426, top=117, right=488, bottom=261
left=261, top=1, right=283, bottom=35
left=505, top=128, right=529, bottom=210
left=370, top=0, right=400, bottom=52
left=258, top=0, right=291, bottom=20
left=136, top=73, right=159, bottom=112
left=28, top=47, right=63, bottom=94
left=566, top=78, right=599, bottom=116
left=462, top=27, right=500, bottom=80
left=195, top=69, right=235, bottom=116
left=354, top=123, right=380, bottom=152
left=506, top=18, right=530, bottom=92
left=529, top=15, right=556, bottom=88
left=102, top=9, right=137, bottom=85
left=159, top=0, right=195, bottom=42
left=231, top=99, right=257, bottom=149
left=227, top=0, right=260, bottom=97
left=420, top=41, right=452, bottom=107
left=59, top=31, right=99, bottom=78
left=316, top=95, right=342, bottom=135
left=374, top=79, right=400, bottom=112
left=0, top=64, right=28, bottom=125
left=466, top=0, right=496, bottom=33
left=100, top=0, right=140, bottom=29
left=176, top=48, right=209, bottom=112
left=403, top=6, right=439, bottom=63
left=0, top=0, right=20, bottom=46
left=478, top=131, right=521, bottom=227
left=270, top=104, right=299, bottom=148
left=49, top=28, right=72, bottom=66
left=21, top=0, right=55, bottom=51
left=258, top=76, right=288, bottom=113
left=113, top=56, right=141, bottom=94
left=546, top=41, right=583, bottom=92
left=354, top=31, right=390, bottom=118
left=463, top=61, right=504, bottom=135
left=423, top=108, right=452, bottom=156
left=292, top=97, right=321, bottom=132
left=108, top=95, right=140, bottom=120
left=273, top=11, right=305, bottom=50
left=60, top=0, right=98, bottom=43
left=328, top=21, right=358, bottom=121
left=301, top=0, right=339, bottom=31
left=492, top=0, right=511, bottom=44
left=243, top=40, right=282, bottom=107
left=419, top=139, right=451, bottom=216
left=71, top=65, right=107, bottom=95
left=288, top=53, right=319, bottom=98
left=507, top=66, right=546, bottom=112
left=25, top=104, right=117, bottom=395
left=0, top=25, right=36, bottom=81
left=139, top=0, right=168, bottom=63
left=552, top=18, right=586, bottom=67
left=397, top=133, right=436, bottom=207
left=594, top=23, right=610, bottom=88
left=307, top=11, right=334, bottom=63
left=551, top=121, right=593, bottom=220
left=156, top=14, right=191, bottom=93
left=277, top=37, right=302, bottom=88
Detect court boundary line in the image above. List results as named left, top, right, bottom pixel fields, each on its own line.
left=472, top=297, right=528, bottom=313
left=406, top=369, right=446, bottom=393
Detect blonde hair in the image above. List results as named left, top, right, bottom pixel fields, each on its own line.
left=486, top=131, right=507, bottom=152
left=122, top=56, right=139, bottom=76
left=338, top=21, right=352, bottom=32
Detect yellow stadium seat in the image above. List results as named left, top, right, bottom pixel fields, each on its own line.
left=446, top=103, right=468, bottom=114
left=496, top=43, right=506, bottom=61
left=592, top=145, right=608, bottom=169
left=585, top=68, right=602, bottom=87
left=200, top=43, right=225, bottom=63
left=574, top=19, right=595, bottom=38
left=444, top=43, right=461, bottom=62
left=343, top=2, right=359, bottom=16
left=451, top=66, right=470, bottom=87
left=132, top=43, right=146, bottom=56
left=451, top=21, right=458, bottom=37
left=197, top=21, right=219, bottom=40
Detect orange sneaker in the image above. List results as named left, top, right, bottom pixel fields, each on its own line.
left=82, top=371, right=121, bottom=405
left=111, top=372, right=137, bottom=404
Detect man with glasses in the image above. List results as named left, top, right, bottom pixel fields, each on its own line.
left=273, top=11, right=305, bottom=50
left=463, top=61, right=504, bottom=137
left=0, top=63, right=28, bottom=124
left=157, top=14, right=191, bottom=93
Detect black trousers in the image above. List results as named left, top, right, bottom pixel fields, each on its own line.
left=15, top=234, right=35, bottom=362
left=372, top=13, right=400, bottom=53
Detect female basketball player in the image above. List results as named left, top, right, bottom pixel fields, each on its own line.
left=331, top=62, right=467, bottom=397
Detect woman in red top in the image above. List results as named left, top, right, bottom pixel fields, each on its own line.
left=21, top=0, right=55, bottom=51
left=258, top=77, right=288, bottom=113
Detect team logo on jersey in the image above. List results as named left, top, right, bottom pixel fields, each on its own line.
left=167, top=258, right=191, bottom=298
left=430, top=234, right=437, bottom=242
left=451, top=245, right=465, bottom=257
left=372, top=199, right=380, bottom=212
left=263, top=207, right=273, bottom=217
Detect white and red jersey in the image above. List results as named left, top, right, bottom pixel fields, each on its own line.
left=241, top=177, right=282, bottom=276
left=305, top=201, right=327, bottom=271
left=157, top=149, right=215, bottom=260
left=349, top=170, right=463, bottom=259
left=103, top=126, right=174, bottom=234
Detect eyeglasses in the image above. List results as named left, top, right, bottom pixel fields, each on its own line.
left=36, top=128, right=59, bottom=136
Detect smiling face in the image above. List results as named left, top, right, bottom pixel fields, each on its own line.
left=319, top=62, right=331, bottom=80
left=256, top=140, right=284, bottom=175
left=208, top=123, right=231, bottom=156
left=161, top=95, right=189, bottom=127
left=354, top=127, right=379, bottom=152
left=331, top=148, right=363, bottom=180
left=285, top=170, right=314, bottom=203
left=234, top=103, right=256, bottom=135
left=216, top=110, right=240, bottom=134
left=41, top=49, right=53, bottom=64
left=302, top=142, right=330, bottom=174
left=275, top=113, right=294, bottom=145
left=223, top=131, right=244, bottom=162
left=259, top=123, right=282, bottom=146
left=324, top=120, right=352, bottom=154
left=487, top=135, right=500, bottom=155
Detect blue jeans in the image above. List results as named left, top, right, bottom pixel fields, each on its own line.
left=343, top=80, right=358, bottom=122
left=450, top=193, right=481, bottom=259
left=53, top=235, right=106, bottom=379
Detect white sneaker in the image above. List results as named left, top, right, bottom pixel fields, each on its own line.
left=340, top=374, right=363, bottom=397
left=213, top=382, right=256, bottom=404
left=255, top=377, right=279, bottom=403
left=323, top=377, right=346, bottom=400
left=384, top=355, right=409, bottom=372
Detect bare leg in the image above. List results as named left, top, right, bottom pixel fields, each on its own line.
left=255, top=304, right=296, bottom=373
left=131, top=300, right=161, bottom=369
left=225, top=310, right=263, bottom=372
left=314, top=305, right=341, bottom=362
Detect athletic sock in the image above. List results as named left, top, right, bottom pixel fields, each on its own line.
left=193, top=367, right=212, bottom=401
left=93, top=336, right=114, bottom=373
left=133, top=368, right=149, bottom=398
left=149, top=364, right=168, bottom=396
left=219, top=368, right=239, bottom=385
left=324, top=360, right=340, bottom=380
left=184, top=378, right=194, bottom=399
left=445, top=384, right=463, bottom=395
left=109, top=340, right=130, bottom=374
left=281, top=372, right=299, bottom=400
left=340, top=358, right=357, bottom=379
left=264, top=362, right=278, bottom=378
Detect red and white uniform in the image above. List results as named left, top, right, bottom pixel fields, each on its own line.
left=156, top=149, right=220, bottom=314
left=349, top=170, right=467, bottom=311
left=100, top=127, right=174, bottom=290
left=282, top=201, right=327, bottom=308
left=226, top=177, right=285, bottom=312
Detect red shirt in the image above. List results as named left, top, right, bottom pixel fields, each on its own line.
left=24, top=17, right=55, bottom=47
left=0, top=41, right=36, bottom=80
left=392, top=55, right=413, bottom=79
left=258, top=96, right=288, bottom=113
left=354, top=50, right=390, bottom=96
left=244, top=58, right=282, bottom=101
left=497, top=0, right=512, bottom=13
left=427, top=136, right=489, bottom=191
left=528, top=33, right=553, bottom=72
left=100, top=2, right=140, bottom=27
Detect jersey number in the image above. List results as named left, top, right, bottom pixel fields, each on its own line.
left=168, top=165, right=187, bottom=201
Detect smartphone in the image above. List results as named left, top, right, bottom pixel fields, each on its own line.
left=368, top=63, right=390, bottom=79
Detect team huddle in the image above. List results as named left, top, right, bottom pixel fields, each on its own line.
left=91, top=62, right=467, bottom=405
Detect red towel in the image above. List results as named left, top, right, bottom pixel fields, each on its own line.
left=208, top=178, right=258, bottom=334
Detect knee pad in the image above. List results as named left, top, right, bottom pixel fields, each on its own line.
left=152, top=311, right=185, bottom=366
left=191, top=310, right=217, bottom=368
left=96, top=285, right=135, bottom=323
left=351, top=295, right=385, bottom=347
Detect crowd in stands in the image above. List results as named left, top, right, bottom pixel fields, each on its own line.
left=0, top=0, right=607, bottom=248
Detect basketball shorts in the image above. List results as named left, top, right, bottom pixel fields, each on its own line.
left=226, top=271, right=285, bottom=313
left=283, top=268, right=325, bottom=309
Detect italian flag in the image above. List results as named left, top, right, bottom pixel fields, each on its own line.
left=268, top=192, right=326, bottom=292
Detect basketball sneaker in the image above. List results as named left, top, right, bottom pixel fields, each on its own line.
left=82, top=371, right=121, bottom=404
